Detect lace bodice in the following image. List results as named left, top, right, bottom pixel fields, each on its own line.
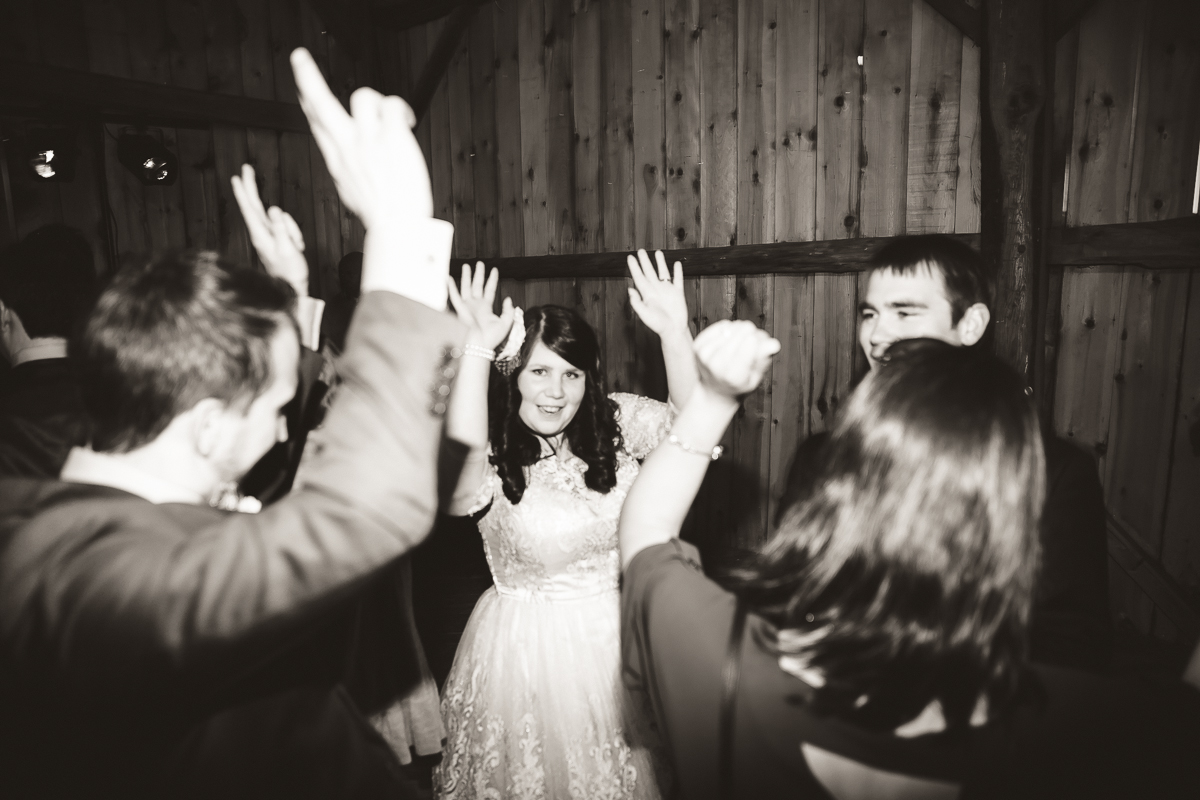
left=468, top=393, right=671, bottom=600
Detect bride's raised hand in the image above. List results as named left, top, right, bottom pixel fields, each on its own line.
left=446, top=262, right=515, bottom=350
left=626, top=249, right=689, bottom=337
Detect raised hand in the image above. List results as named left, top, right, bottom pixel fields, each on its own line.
left=626, top=249, right=689, bottom=337
left=692, top=320, right=781, bottom=399
left=290, top=47, right=431, bottom=229
left=231, top=164, right=308, bottom=297
left=446, top=262, right=516, bottom=350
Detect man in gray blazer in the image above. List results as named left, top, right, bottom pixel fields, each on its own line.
left=0, top=49, right=466, bottom=799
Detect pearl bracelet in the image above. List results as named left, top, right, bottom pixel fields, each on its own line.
left=463, top=343, right=496, bottom=362
left=666, top=433, right=723, bottom=460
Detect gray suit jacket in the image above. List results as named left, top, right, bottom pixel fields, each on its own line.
left=0, top=292, right=465, bottom=799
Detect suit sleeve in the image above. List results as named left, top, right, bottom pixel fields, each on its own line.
left=65, top=292, right=465, bottom=689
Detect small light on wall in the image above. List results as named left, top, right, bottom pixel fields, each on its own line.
left=857, top=55, right=864, bottom=66
left=117, top=130, right=178, bottom=186
left=22, top=129, right=77, bottom=182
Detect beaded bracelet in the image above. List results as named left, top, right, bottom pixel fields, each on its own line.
left=463, top=343, right=496, bottom=362
left=666, top=433, right=723, bottom=460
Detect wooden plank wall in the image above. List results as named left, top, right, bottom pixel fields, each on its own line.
left=1051, top=0, right=1200, bottom=640
left=406, top=0, right=985, bottom=558
left=0, top=0, right=411, bottom=300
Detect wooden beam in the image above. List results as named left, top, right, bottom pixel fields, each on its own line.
left=408, top=3, right=480, bottom=123
left=1107, top=512, right=1200, bottom=643
left=449, top=218, right=1197, bottom=279
left=1048, top=217, right=1200, bottom=269
left=980, top=0, right=1048, bottom=382
left=449, top=233, right=980, bottom=280
left=0, top=58, right=310, bottom=133
left=921, top=0, right=982, bottom=44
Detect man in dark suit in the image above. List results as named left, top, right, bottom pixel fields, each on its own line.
left=0, top=48, right=467, bottom=799
left=779, top=235, right=1112, bottom=673
left=0, top=224, right=97, bottom=477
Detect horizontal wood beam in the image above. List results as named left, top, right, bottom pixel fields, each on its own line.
left=451, top=218, right=1199, bottom=279
left=921, top=0, right=982, bottom=44
left=1048, top=217, right=1200, bottom=270
left=0, top=59, right=310, bottom=133
left=1107, top=512, right=1200, bottom=643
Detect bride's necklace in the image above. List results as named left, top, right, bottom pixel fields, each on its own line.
left=534, top=432, right=567, bottom=461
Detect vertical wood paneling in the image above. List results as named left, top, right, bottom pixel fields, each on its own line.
left=469, top=6, right=500, bottom=258
left=953, top=34, right=981, bottom=233
left=816, top=0, right=864, bottom=241
left=517, top=0, right=549, bottom=255
left=1050, top=27, right=1079, bottom=230
left=1066, top=0, right=1146, bottom=228
left=810, top=272, right=859, bottom=434
left=732, top=272, right=775, bottom=548
left=1129, top=0, right=1200, bottom=223
left=768, top=274, right=815, bottom=518
left=1162, top=275, right=1200, bottom=596
left=602, top=0, right=635, bottom=252
left=544, top=0, right=576, bottom=254
left=859, top=0, right=911, bottom=237
left=699, top=0, right=738, bottom=247
left=494, top=2, right=526, bottom=256
left=774, top=0, right=818, bottom=243
left=632, top=0, right=667, bottom=249
left=664, top=0, right=701, bottom=250
left=737, top=0, right=776, bottom=247
left=572, top=0, right=604, bottom=253
left=446, top=31, right=477, bottom=257
left=905, top=0, right=962, bottom=234
left=1104, top=270, right=1191, bottom=546
left=425, top=20, right=457, bottom=231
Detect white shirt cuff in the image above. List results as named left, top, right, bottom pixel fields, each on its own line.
left=361, top=217, right=455, bottom=311
left=295, top=296, right=324, bottom=351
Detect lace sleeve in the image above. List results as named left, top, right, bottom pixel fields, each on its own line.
left=612, top=392, right=674, bottom=460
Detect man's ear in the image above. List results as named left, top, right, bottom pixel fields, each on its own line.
left=189, top=398, right=229, bottom=459
left=957, top=302, right=990, bottom=347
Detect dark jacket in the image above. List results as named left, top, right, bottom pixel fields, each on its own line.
left=778, top=430, right=1112, bottom=672
left=0, top=293, right=465, bottom=799
left=0, top=357, right=90, bottom=478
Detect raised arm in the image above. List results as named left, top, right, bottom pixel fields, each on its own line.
left=619, top=321, right=779, bottom=569
left=231, top=164, right=323, bottom=350
left=627, top=249, right=698, bottom=409
left=443, top=262, right=516, bottom=515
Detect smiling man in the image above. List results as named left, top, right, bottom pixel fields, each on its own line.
left=779, top=234, right=1112, bottom=674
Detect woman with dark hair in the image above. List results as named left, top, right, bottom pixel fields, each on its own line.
left=432, top=253, right=697, bottom=799
left=620, top=334, right=1200, bottom=799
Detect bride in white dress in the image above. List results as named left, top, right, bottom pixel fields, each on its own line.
left=433, top=252, right=698, bottom=799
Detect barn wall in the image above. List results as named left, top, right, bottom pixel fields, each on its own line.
left=0, top=0, right=415, bottom=300
left=1050, top=0, right=1200, bottom=639
left=407, top=0, right=1200, bottom=634
left=404, top=0, right=984, bottom=553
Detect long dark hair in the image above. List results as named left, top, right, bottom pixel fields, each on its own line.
left=488, top=305, right=622, bottom=504
left=735, top=339, right=1044, bottom=731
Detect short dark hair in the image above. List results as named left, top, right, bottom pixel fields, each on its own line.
left=79, top=250, right=296, bottom=453
left=735, top=340, right=1044, bottom=731
left=869, top=235, right=992, bottom=324
left=488, top=305, right=622, bottom=504
left=0, top=224, right=97, bottom=339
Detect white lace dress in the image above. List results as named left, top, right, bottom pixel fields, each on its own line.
left=432, top=393, right=672, bottom=800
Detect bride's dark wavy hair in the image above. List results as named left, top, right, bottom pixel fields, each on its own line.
left=488, top=305, right=622, bottom=504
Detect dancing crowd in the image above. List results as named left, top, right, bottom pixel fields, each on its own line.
left=1, top=49, right=1199, bottom=800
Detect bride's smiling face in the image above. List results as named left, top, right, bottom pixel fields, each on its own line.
left=517, top=340, right=587, bottom=437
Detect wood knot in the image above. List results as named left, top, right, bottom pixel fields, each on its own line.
left=834, top=95, right=845, bottom=107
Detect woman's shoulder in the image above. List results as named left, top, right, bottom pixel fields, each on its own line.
left=608, top=392, right=672, bottom=458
